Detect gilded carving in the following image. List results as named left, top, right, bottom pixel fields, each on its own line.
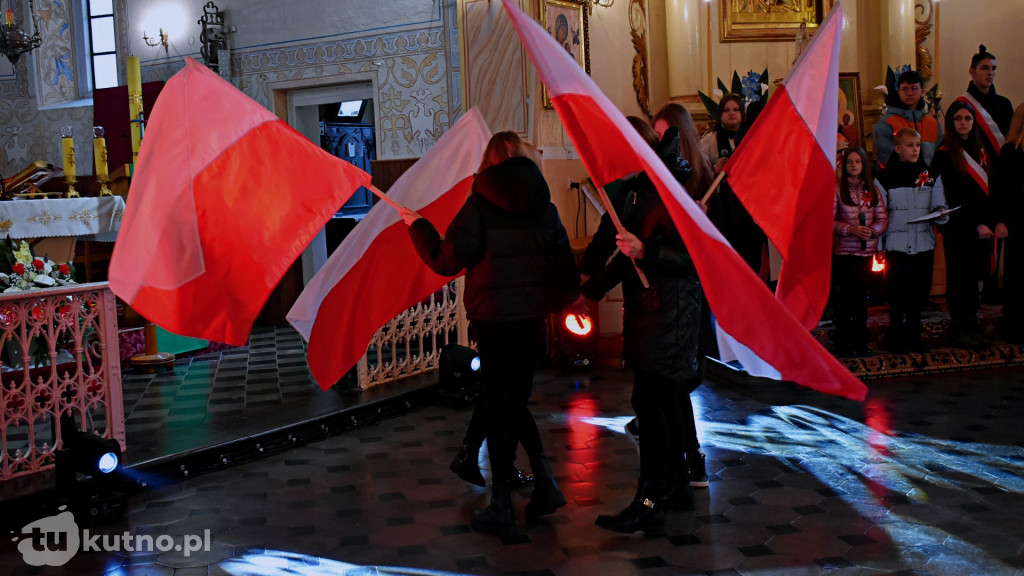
left=914, top=0, right=934, bottom=81
left=629, top=0, right=650, bottom=117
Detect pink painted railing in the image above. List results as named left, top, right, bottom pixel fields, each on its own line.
left=0, top=282, right=124, bottom=481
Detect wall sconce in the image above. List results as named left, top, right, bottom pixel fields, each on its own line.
left=0, top=0, right=42, bottom=65
left=199, top=1, right=235, bottom=77
left=142, top=27, right=168, bottom=53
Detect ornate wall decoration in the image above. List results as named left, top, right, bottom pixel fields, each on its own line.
left=33, top=0, right=78, bottom=107
left=914, top=0, right=934, bottom=81
left=629, top=0, right=650, bottom=117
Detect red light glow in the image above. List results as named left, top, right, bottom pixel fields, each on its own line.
left=564, top=313, right=593, bottom=336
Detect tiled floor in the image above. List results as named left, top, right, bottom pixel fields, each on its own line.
left=3, top=351, right=1024, bottom=575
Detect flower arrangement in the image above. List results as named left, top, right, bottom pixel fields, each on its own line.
left=0, top=237, right=76, bottom=292
left=698, top=68, right=770, bottom=136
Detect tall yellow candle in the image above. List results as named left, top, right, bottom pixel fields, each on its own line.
left=127, top=55, right=143, bottom=163
left=93, top=126, right=108, bottom=179
left=61, top=137, right=76, bottom=179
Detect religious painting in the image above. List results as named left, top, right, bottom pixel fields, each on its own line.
left=721, top=0, right=828, bottom=42
left=838, top=72, right=864, bottom=153
left=540, top=0, right=589, bottom=108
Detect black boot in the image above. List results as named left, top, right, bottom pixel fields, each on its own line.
left=595, top=479, right=665, bottom=537
left=511, top=466, right=534, bottom=487
left=662, top=464, right=695, bottom=512
left=470, top=482, right=515, bottom=536
left=450, top=443, right=485, bottom=487
left=525, top=457, right=566, bottom=519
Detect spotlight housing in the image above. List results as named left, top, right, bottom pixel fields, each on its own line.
left=437, top=343, right=481, bottom=405
left=554, top=311, right=598, bottom=368
left=55, top=414, right=126, bottom=523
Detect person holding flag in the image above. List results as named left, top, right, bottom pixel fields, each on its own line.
left=932, top=100, right=998, bottom=350
left=577, top=119, right=701, bottom=537
left=400, top=131, right=578, bottom=537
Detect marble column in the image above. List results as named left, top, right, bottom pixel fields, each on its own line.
left=664, top=0, right=705, bottom=99
left=882, top=0, right=916, bottom=71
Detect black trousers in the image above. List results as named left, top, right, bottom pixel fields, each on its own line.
left=633, top=369, right=688, bottom=483
left=475, top=318, right=546, bottom=484
left=831, top=254, right=873, bottom=349
left=885, top=250, right=933, bottom=341
left=943, top=235, right=988, bottom=333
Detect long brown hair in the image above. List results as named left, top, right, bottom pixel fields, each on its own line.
left=838, top=147, right=878, bottom=207
left=626, top=115, right=658, bottom=148
left=651, top=102, right=713, bottom=198
left=1006, top=102, right=1024, bottom=151
left=478, top=131, right=523, bottom=173
left=942, top=100, right=995, bottom=177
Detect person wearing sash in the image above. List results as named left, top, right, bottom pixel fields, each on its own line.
left=931, top=101, right=998, bottom=350
left=956, top=45, right=1014, bottom=155
left=990, top=103, right=1024, bottom=344
left=954, top=45, right=1014, bottom=304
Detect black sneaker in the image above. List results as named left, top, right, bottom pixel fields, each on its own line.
left=687, top=451, right=709, bottom=488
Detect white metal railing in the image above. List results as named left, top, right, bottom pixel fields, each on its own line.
left=0, top=283, right=124, bottom=481
left=356, top=278, right=469, bottom=389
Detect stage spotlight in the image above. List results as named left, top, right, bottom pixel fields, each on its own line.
left=437, top=343, right=481, bottom=405
left=554, top=311, right=597, bottom=368
left=55, top=414, right=126, bottom=523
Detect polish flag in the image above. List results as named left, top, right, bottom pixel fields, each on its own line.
left=109, top=58, right=370, bottom=346
left=500, top=0, right=864, bottom=400
left=288, top=108, right=492, bottom=389
left=725, top=6, right=843, bottom=331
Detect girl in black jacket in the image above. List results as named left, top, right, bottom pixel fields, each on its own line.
left=402, top=132, right=578, bottom=536
left=578, top=120, right=702, bottom=536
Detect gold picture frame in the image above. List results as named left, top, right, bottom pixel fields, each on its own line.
left=721, top=0, right=826, bottom=43
left=540, top=0, right=590, bottom=108
left=838, top=72, right=864, bottom=151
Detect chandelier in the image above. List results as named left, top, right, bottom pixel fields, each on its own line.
left=1, top=0, right=41, bottom=66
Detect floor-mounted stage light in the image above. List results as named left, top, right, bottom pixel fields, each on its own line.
left=437, top=343, right=481, bottom=405
left=55, top=414, right=126, bottom=523
left=554, top=312, right=597, bottom=368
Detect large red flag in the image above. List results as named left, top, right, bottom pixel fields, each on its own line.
left=500, top=0, right=864, bottom=400
left=109, top=58, right=370, bottom=346
left=725, top=7, right=842, bottom=331
left=288, top=108, right=492, bottom=389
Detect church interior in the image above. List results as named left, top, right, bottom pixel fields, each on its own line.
left=2, top=0, right=1024, bottom=574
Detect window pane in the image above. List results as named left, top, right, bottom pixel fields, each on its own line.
left=93, top=54, right=118, bottom=89
left=90, top=17, right=115, bottom=53
left=89, top=0, right=113, bottom=17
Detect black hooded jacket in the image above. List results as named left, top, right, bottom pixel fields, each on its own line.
left=408, top=156, right=578, bottom=322
left=578, top=130, right=701, bottom=381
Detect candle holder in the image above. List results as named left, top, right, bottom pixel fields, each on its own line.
left=60, top=125, right=80, bottom=198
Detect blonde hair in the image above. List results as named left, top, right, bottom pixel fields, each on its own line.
left=651, top=102, right=713, bottom=198
left=1006, top=102, right=1024, bottom=150
left=894, top=127, right=921, bottom=146
left=478, top=131, right=523, bottom=173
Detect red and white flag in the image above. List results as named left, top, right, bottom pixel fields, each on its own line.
left=288, top=108, right=492, bottom=389
left=109, top=58, right=370, bottom=346
left=500, top=0, right=864, bottom=400
left=725, top=6, right=842, bottom=331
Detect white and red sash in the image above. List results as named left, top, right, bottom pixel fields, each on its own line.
left=961, top=148, right=989, bottom=195
left=956, top=93, right=1005, bottom=152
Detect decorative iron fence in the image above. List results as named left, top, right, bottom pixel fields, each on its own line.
left=356, top=278, right=469, bottom=389
left=1, top=283, right=124, bottom=481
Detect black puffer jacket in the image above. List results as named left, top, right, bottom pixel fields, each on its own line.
left=580, top=169, right=701, bottom=382
left=409, top=156, right=578, bottom=322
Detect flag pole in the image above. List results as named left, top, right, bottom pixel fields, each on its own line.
left=701, top=170, right=727, bottom=205
left=595, top=185, right=650, bottom=289
left=368, top=184, right=408, bottom=212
